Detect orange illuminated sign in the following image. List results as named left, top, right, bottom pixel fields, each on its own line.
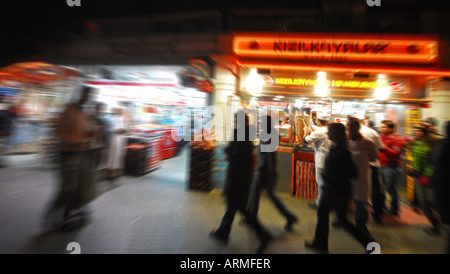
left=233, top=33, right=438, bottom=64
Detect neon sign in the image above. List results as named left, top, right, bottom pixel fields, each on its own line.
left=234, top=33, right=438, bottom=64
left=267, top=77, right=405, bottom=92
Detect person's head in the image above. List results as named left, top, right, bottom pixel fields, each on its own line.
left=317, top=118, right=328, bottom=127
left=380, top=120, right=395, bottom=135
left=95, top=102, right=107, bottom=115
left=78, top=86, right=93, bottom=105
left=327, top=122, right=348, bottom=148
left=234, top=109, right=249, bottom=129
left=347, top=120, right=361, bottom=140
left=316, top=114, right=329, bottom=127
left=425, top=117, right=438, bottom=133
left=259, top=114, right=279, bottom=151
left=414, top=122, right=429, bottom=140
left=346, top=116, right=359, bottom=127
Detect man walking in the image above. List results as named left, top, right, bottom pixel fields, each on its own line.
left=43, top=86, right=96, bottom=230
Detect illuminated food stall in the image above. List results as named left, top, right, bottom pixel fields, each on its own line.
left=227, top=32, right=450, bottom=202
left=79, top=64, right=212, bottom=176
left=0, top=62, right=79, bottom=158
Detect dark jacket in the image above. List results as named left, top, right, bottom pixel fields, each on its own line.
left=321, top=143, right=358, bottom=204
left=0, top=109, right=13, bottom=137
left=433, top=138, right=450, bottom=224
left=254, top=140, right=277, bottom=189
left=224, top=127, right=254, bottom=209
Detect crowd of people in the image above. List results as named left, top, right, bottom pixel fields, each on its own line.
left=210, top=108, right=450, bottom=254
left=2, top=86, right=449, bottom=253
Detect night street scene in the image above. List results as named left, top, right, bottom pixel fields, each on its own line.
left=1, top=0, right=450, bottom=264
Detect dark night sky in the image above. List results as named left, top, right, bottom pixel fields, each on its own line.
left=1, top=0, right=448, bottom=65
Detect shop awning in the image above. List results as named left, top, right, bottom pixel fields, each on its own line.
left=0, top=62, right=79, bottom=84
left=237, top=59, right=450, bottom=77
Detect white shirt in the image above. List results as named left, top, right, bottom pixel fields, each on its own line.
left=349, top=138, right=377, bottom=201
left=305, top=126, right=330, bottom=169
left=360, top=125, right=382, bottom=167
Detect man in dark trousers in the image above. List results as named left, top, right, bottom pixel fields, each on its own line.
left=210, top=110, right=272, bottom=254
left=43, top=86, right=96, bottom=231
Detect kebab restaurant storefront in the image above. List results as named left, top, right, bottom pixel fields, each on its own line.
left=223, top=32, right=450, bottom=203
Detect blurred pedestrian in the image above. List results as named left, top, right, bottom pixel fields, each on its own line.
left=91, top=102, right=112, bottom=180
left=425, top=117, right=444, bottom=138
left=7, top=98, right=30, bottom=150
left=43, top=86, right=96, bottom=231
left=347, top=119, right=377, bottom=236
left=0, top=97, right=14, bottom=167
left=303, top=114, right=330, bottom=209
left=210, top=110, right=272, bottom=254
left=433, top=121, right=450, bottom=253
left=305, top=123, right=375, bottom=254
left=247, top=115, right=298, bottom=231
left=106, top=106, right=130, bottom=180
left=379, top=120, right=405, bottom=216
left=407, top=122, right=443, bottom=235
left=350, top=116, right=386, bottom=223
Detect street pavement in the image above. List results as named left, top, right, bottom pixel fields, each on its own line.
left=0, top=149, right=446, bottom=255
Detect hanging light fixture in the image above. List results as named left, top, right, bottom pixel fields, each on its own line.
left=314, top=71, right=329, bottom=97
left=374, top=74, right=389, bottom=100
left=244, top=68, right=264, bottom=96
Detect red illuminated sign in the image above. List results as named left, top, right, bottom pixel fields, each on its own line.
left=233, top=33, right=439, bottom=64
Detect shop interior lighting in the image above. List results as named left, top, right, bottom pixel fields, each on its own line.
left=250, top=99, right=258, bottom=106
left=245, top=68, right=264, bottom=95
left=374, top=74, right=389, bottom=100
left=295, top=99, right=303, bottom=108
left=314, top=71, right=329, bottom=97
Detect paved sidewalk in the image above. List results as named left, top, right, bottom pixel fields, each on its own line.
left=0, top=151, right=446, bottom=254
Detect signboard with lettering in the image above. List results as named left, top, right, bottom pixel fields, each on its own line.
left=262, top=76, right=408, bottom=94
left=233, top=33, right=438, bottom=64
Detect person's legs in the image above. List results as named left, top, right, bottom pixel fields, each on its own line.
left=354, top=200, right=371, bottom=235
left=382, top=166, right=400, bottom=215
left=239, top=207, right=272, bottom=253
left=43, top=153, right=79, bottom=229
left=247, top=182, right=263, bottom=219
left=336, top=204, right=376, bottom=250
left=443, top=224, right=450, bottom=254
left=315, top=166, right=325, bottom=206
left=415, top=179, right=440, bottom=232
left=309, top=194, right=332, bottom=251
left=211, top=204, right=238, bottom=241
left=371, top=166, right=386, bottom=221
left=266, top=186, right=298, bottom=230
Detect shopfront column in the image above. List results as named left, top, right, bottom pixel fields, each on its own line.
left=212, top=58, right=239, bottom=141
left=426, top=79, right=450, bottom=134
